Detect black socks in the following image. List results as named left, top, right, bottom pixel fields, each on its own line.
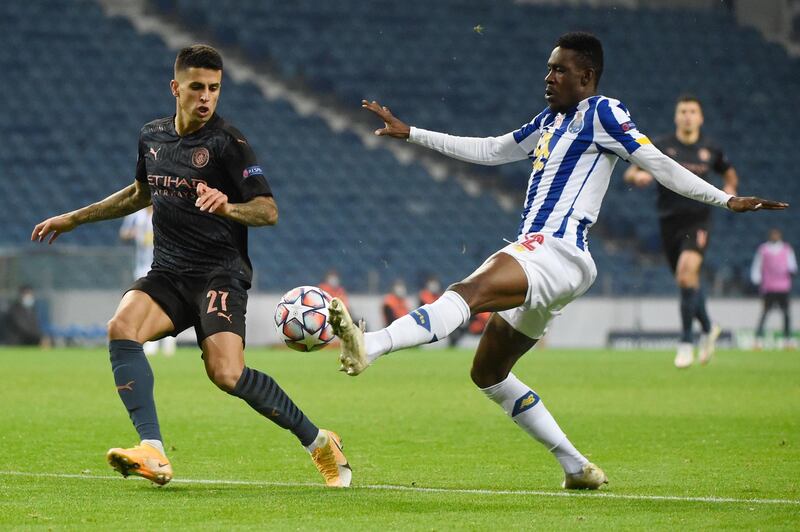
left=230, top=367, right=319, bottom=447
left=109, top=339, right=161, bottom=441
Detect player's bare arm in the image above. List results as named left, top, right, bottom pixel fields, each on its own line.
left=362, top=100, right=411, bottom=139
left=195, top=182, right=277, bottom=226
left=32, top=180, right=151, bottom=244
left=722, top=167, right=739, bottom=195
left=623, top=164, right=653, bottom=187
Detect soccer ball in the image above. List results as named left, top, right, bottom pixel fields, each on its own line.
left=274, top=286, right=336, bottom=352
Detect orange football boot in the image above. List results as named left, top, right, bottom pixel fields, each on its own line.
left=106, top=443, right=173, bottom=486
left=310, top=430, right=352, bottom=487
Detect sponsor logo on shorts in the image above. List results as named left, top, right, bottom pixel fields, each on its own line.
left=217, top=311, right=233, bottom=324
left=696, top=229, right=708, bottom=249
left=243, top=165, right=263, bottom=178
left=192, top=147, right=210, bottom=168
left=511, top=390, right=540, bottom=417
left=513, top=233, right=544, bottom=253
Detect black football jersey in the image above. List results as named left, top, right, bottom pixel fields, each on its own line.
left=654, top=133, right=731, bottom=221
left=134, top=113, right=272, bottom=282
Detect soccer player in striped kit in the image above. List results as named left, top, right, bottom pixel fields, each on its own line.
left=330, top=32, right=787, bottom=489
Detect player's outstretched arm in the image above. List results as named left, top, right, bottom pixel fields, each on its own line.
left=629, top=144, right=788, bottom=213
left=726, top=196, right=788, bottom=212
left=362, top=99, right=528, bottom=166
left=362, top=100, right=411, bottom=138
left=195, top=182, right=277, bottom=226
left=31, top=180, right=151, bottom=244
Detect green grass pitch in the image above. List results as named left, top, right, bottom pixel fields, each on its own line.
left=1, top=346, right=798, bottom=529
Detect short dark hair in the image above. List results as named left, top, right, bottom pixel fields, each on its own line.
left=556, top=32, right=604, bottom=86
left=676, top=94, right=703, bottom=109
left=174, top=44, right=223, bottom=74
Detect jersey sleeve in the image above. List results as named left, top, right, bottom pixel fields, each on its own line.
left=222, top=134, right=273, bottom=201
left=594, top=98, right=651, bottom=160
left=512, top=108, right=548, bottom=154
left=135, top=133, right=147, bottom=183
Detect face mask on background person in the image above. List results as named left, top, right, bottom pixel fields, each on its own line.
left=21, top=294, right=35, bottom=309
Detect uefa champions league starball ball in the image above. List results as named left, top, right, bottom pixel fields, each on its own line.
left=274, top=286, right=336, bottom=352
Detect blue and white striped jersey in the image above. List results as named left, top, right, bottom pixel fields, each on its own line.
left=512, top=95, right=651, bottom=249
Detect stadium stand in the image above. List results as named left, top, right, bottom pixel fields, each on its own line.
left=1, top=0, right=797, bottom=294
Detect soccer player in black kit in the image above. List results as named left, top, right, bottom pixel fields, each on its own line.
left=31, top=45, right=352, bottom=487
left=625, top=95, right=740, bottom=368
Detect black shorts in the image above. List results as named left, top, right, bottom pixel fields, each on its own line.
left=659, top=216, right=711, bottom=273
left=128, top=270, right=249, bottom=346
left=762, top=292, right=790, bottom=311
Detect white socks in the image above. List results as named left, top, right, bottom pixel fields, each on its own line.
left=141, top=439, right=165, bottom=456
left=364, top=290, right=471, bottom=361
left=305, top=430, right=327, bottom=453
left=481, top=373, right=588, bottom=475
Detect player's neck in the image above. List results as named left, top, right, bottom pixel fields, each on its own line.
left=675, top=129, right=700, bottom=145
left=174, top=112, right=207, bottom=137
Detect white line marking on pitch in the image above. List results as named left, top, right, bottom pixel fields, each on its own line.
left=1, top=471, right=798, bottom=506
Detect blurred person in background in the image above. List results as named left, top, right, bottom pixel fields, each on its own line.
left=120, top=205, right=176, bottom=357
left=4, top=285, right=48, bottom=347
left=383, top=279, right=409, bottom=326
left=751, top=228, right=797, bottom=349
left=625, top=95, right=741, bottom=368
left=319, top=269, right=349, bottom=307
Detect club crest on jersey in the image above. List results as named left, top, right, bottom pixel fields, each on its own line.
left=567, top=112, right=584, bottom=134
left=698, top=148, right=711, bottom=162
left=192, top=147, right=210, bottom=168
left=243, top=165, right=263, bottom=178
left=511, top=390, right=540, bottom=417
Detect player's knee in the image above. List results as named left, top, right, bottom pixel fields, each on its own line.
left=469, top=360, right=508, bottom=389
left=107, top=315, right=137, bottom=341
left=448, top=281, right=483, bottom=312
left=206, top=364, right=243, bottom=392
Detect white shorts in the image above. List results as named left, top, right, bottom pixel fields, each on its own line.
left=496, top=233, right=597, bottom=339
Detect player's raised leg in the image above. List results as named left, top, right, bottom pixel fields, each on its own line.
left=106, top=290, right=175, bottom=485
left=202, top=332, right=351, bottom=487
left=472, top=314, right=607, bottom=489
left=330, top=251, right=528, bottom=375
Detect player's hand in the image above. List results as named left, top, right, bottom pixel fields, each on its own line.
left=630, top=170, right=653, bottom=188
left=31, top=214, right=77, bottom=244
left=195, top=182, right=230, bottom=215
left=361, top=100, right=411, bottom=139
left=727, top=196, right=789, bottom=212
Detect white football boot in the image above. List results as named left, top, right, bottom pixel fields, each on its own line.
left=328, top=298, right=369, bottom=376
left=563, top=462, right=608, bottom=490
left=698, top=324, right=722, bottom=365
left=674, top=342, right=694, bottom=369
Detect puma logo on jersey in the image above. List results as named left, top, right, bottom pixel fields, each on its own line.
left=217, top=312, right=233, bottom=323
left=116, top=380, right=135, bottom=392
left=149, top=146, right=162, bottom=160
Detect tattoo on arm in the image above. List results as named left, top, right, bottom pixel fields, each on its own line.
left=70, top=182, right=151, bottom=225
left=223, top=196, right=278, bottom=226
